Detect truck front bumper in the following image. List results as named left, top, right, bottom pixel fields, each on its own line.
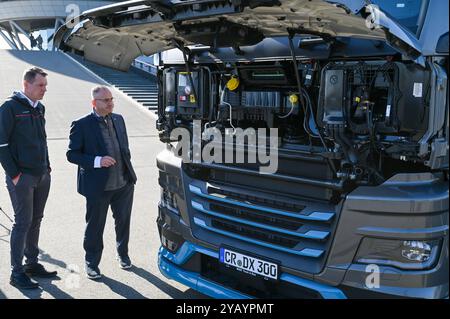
left=158, top=241, right=347, bottom=299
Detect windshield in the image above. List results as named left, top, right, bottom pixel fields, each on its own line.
left=371, top=0, right=426, bottom=35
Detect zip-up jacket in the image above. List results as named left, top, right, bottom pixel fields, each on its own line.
left=0, top=92, right=50, bottom=178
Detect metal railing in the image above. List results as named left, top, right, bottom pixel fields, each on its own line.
left=132, top=59, right=157, bottom=76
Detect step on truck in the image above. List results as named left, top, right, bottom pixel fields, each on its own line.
left=56, top=0, right=449, bottom=298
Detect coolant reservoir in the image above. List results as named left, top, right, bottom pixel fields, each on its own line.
left=226, top=77, right=240, bottom=91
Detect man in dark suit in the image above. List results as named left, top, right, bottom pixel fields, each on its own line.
left=67, top=86, right=137, bottom=280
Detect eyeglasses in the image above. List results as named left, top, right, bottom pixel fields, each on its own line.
left=95, top=97, right=114, bottom=103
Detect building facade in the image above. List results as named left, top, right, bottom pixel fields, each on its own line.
left=0, top=0, right=118, bottom=50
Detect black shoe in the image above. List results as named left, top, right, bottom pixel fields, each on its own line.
left=86, top=266, right=102, bottom=280
left=10, top=273, right=40, bottom=290
left=118, top=255, right=132, bottom=269
left=24, top=263, right=58, bottom=278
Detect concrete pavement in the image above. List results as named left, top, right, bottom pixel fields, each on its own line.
left=0, top=50, right=206, bottom=299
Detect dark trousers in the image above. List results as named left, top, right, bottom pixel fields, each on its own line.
left=84, top=183, right=134, bottom=268
left=6, top=172, right=51, bottom=274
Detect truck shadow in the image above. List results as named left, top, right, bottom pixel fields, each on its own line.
left=130, top=266, right=210, bottom=299
left=3, top=50, right=103, bottom=84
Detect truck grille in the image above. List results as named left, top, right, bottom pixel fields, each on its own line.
left=188, top=181, right=338, bottom=273
left=209, top=203, right=304, bottom=231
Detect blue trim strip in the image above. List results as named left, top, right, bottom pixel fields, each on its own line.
left=192, top=200, right=329, bottom=240
left=189, top=184, right=334, bottom=222
left=193, top=217, right=324, bottom=258
left=160, top=241, right=218, bottom=265
left=280, top=273, right=347, bottom=299
left=159, top=254, right=252, bottom=299
left=159, top=243, right=346, bottom=299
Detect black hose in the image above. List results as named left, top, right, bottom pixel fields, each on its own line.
left=174, top=39, right=199, bottom=104
left=287, top=33, right=336, bottom=174
left=288, top=34, right=306, bottom=112
left=336, top=128, right=358, bottom=164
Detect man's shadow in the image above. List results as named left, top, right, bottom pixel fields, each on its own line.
left=101, top=275, right=147, bottom=299
left=37, top=277, right=74, bottom=299
left=0, top=288, right=7, bottom=299
left=130, top=266, right=209, bottom=299
left=38, top=249, right=67, bottom=269
left=13, top=276, right=74, bottom=299
left=16, top=287, right=44, bottom=299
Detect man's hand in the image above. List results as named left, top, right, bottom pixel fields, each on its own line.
left=100, top=156, right=116, bottom=167
left=12, top=173, right=22, bottom=186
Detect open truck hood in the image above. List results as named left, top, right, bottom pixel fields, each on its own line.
left=55, top=0, right=425, bottom=71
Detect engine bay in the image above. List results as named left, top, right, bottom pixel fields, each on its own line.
left=157, top=54, right=441, bottom=188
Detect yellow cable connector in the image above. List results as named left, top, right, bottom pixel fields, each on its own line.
left=355, top=96, right=361, bottom=103
left=226, top=77, right=240, bottom=91
left=289, top=94, right=299, bottom=104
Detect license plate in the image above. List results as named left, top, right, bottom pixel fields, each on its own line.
left=219, top=247, right=279, bottom=280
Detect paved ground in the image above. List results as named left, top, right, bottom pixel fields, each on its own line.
left=0, top=50, right=207, bottom=299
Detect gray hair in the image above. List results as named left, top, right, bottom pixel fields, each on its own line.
left=91, top=86, right=111, bottom=99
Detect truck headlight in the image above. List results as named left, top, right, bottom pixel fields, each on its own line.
left=355, top=238, right=441, bottom=270
left=401, top=240, right=433, bottom=262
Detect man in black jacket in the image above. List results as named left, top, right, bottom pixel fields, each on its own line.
left=67, top=86, right=137, bottom=280
left=0, top=67, right=57, bottom=290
